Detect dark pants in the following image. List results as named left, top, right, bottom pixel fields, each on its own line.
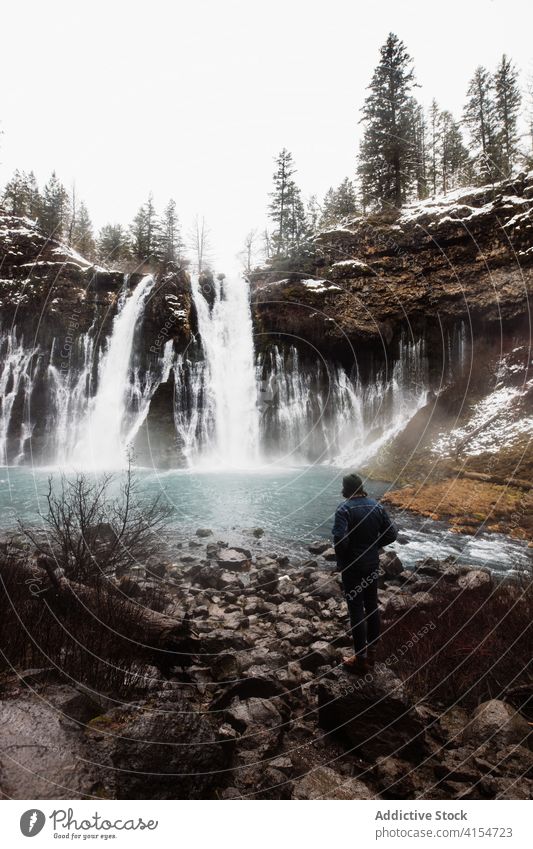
left=342, top=565, right=380, bottom=656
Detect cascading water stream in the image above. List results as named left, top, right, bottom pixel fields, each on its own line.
left=0, top=272, right=437, bottom=470
left=0, top=330, right=36, bottom=466
left=190, top=275, right=260, bottom=467
left=68, top=274, right=156, bottom=469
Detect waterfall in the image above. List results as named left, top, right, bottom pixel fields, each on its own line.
left=190, top=275, right=260, bottom=467
left=258, top=339, right=429, bottom=466
left=0, top=330, right=36, bottom=466
left=67, top=274, right=156, bottom=469
left=0, top=271, right=438, bottom=470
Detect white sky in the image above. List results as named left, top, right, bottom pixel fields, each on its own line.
left=0, top=0, right=531, bottom=271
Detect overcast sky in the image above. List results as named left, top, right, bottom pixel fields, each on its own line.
left=0, top=0, right=531, bottom=271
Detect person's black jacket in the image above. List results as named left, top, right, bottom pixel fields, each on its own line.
left=332, top=496, right=398, bottom=574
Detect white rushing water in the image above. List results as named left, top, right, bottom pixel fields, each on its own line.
left=0, top=330, right=36, bottom=466
left=1, top=273, right=435, bottom=470
left=256, top=338, right=428, bottom=466
left=190, top=274, right=260, bottom=467
left=67, top=274, right=156, bottom=468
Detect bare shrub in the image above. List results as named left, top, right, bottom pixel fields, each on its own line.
left=19, top=462, right=172, bottom=584
left=380, top=577, right=533, bottom=707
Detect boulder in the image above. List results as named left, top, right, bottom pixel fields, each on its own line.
left=458, top=570, right=492, bottom=591
left=217, top=548, right=252, bottom=572
left=292, top=767, right=375, bottom=799
left=462, top=700, right=531, bottom=748
left=196, top=528, right=213, bottom=538
left=300, top=640, right=340, bottom=672
left=416, top=558, right=444, bottom=578
left=318, top=666, right=427, bottom=760
left=322, top=548, right=337, bottom=562
left=0, top=686, right=102, bottom=799
left=379, top=550, right=403, bottom=578
left=111, top=692, right=230, bottom=799
left=308, top=540, right=331, bottom=555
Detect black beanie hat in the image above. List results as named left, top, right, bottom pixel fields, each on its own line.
left=342, top=472, right=364, bottom=496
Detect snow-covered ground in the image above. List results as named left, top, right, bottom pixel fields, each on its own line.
left=432, top=349, right=533, bottom=457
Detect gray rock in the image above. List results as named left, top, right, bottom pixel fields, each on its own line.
left=300, top=640, right=340, bottom=672
left=458, top=570, right=492, bottom=591
left=0, top=687, right=102, bottom=799
left=292, top=767, right=375, bottom=799
left=196, top=528, right=213, bottom=537
left=380, top=550, right=403, bottom=578
left=462, top=700, right=531, bottom=748
left=217, top=548, right=251, bottom=572
left=111, top=692, right=230, bottom=799
left=318, top=666, right=427, bottom=760
left=308, top=540, right=331, bottom=555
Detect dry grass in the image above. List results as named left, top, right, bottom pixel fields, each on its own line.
left=383, top=478, right=532, bottom=540
left=380, top=579, right=533, bottom=708
left=0, top=552, right=157, bottom=697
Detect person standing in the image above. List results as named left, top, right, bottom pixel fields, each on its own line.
left=332, top=473, right=398, bottom=674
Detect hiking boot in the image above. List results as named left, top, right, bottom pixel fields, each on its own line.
left=367, top=647, right=377, bottom=667
left=342, top=654, right=369, bottom=675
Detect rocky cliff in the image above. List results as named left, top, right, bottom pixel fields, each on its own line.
left=251, top=172, right=533, bottom=363
left=0, top=212, right=193, bottom=464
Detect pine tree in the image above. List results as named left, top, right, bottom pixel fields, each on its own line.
left=97, top=224, right=130, bottom=264
left=286, top=184, right=311, bottom=253
left=306, top=194, right=322, bottom=231
left=130, top=193, right=159, bottom=261
left=410, top=100, right=428, bottom=199
left=72, top=201, right=95, bottom=258
left=440, top=111, right=471, bottom=192
left=493, top=54, right=521, bottom=178
left=39, top=172, right=70, bottom=238
left=427, top=100, right=442, bottom=196
left=269, top=148, right=296, bottom=255
left=526, top=70, right=533, bottom=156
left=357, top=33, right=417, bottom=209
left=157, top=199, right=184, bottom=265
left=25, top=171, right=41, bottom=220
left=463, top=66, right=498, bottom=183
left=2, top=170, right=29, bottom=217
left=319, top=178, right=358, bottom=228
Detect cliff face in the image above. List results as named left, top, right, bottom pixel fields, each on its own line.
left=0, top=212, right=194, bottom=464
left=251, top=172, right=533, bottom=364
left=250, top=175, right=533, bottom=501
left=0, top=213, right=192, bottom=348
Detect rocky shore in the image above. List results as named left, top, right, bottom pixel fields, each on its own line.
left=1, top=532, right=531, bottom=800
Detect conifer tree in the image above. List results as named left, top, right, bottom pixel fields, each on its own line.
left=493, top=54, right=521, bottom=177
left=25, top=171, right=41, bottom=220
left=427, top=100, right=442, bottom=196
left=357, top=33, right=417, bottom=209
left=72, top=201, right=95, bottom=258
left=157, top=199, right=184, bottom=265
left=130, top=193, right=159, bottom=261
left=463, top=66, right=498, bottom=182
left=440, top=111, right=471, bottom=192
left=2, top=170, right=29, bottom=217
left=97, top=224, right=130, bottom=264
left=39, top=172, right=70, bottom=238
left=268, top=148, right=309, bottom=256
left=306, top=194, right=322, bottom=231
left=410, top=100, right=428, bottom=199
left=319, top=178, right=358, bottom=228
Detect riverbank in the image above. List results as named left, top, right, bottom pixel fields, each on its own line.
left=383, top=477, right=533, bottom=543
left=1, top=531, right=532, bottom=800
